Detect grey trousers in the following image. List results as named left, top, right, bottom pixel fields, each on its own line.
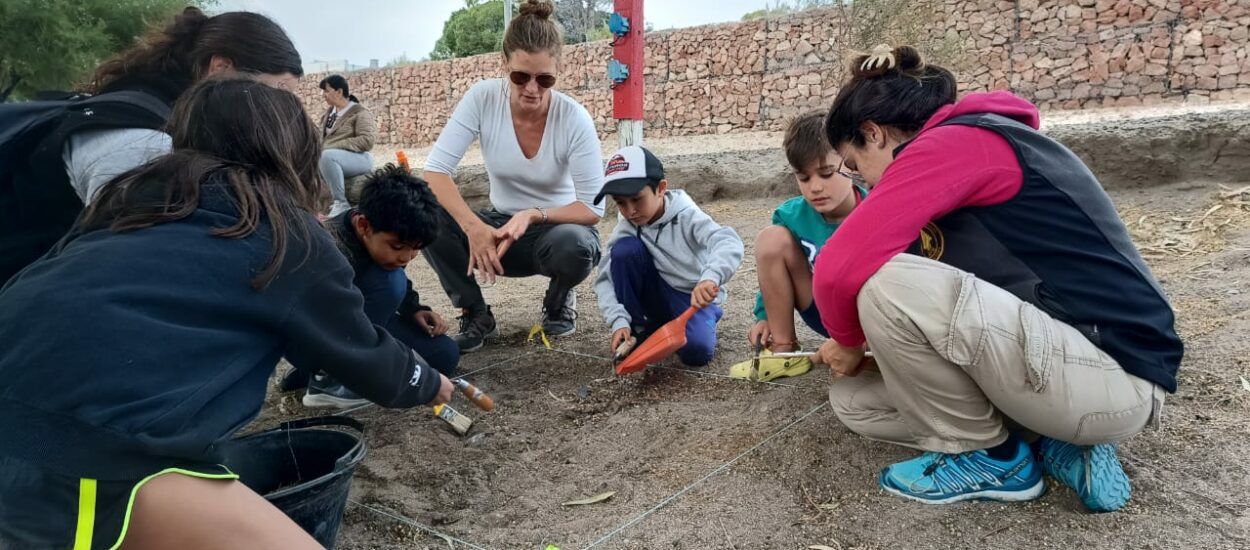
left=422, top=208, right=601, bottom=314
left=319, top=149, right=374, bottom=203
left=829, top=254, right=1165, bottom=454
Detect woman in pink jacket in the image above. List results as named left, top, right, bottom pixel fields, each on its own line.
left=812, top=45, right=1181, bottom=511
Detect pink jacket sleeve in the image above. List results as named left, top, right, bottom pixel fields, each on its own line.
left=812, top=125, right=1026, bottom=346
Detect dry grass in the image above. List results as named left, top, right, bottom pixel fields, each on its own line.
left=1123, top=185, right=1250, bottom=259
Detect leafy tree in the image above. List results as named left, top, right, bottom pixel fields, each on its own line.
left=0, top=0, right=206, bottom=101
left=585, top=24, right=613, bottom=42
left=387, top=52, right=421, bottom=67
left=430, top=0, right=506, bottom=60
left=742, top=2, right=795, bottom=21
left=742, top=0, right=841, bottom=20
left=555, top=0, right=610, bottom=44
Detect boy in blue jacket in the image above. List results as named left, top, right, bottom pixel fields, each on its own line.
left=285, top=164, right=461, bottom=408
left=594, top=146, right=744, bottom=366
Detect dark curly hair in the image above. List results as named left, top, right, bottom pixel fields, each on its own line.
left=357, top=164, right=442, bottom=248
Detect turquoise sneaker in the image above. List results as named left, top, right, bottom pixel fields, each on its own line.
left=879, top=439, right=1045, bottom=504
left=1037, top=437, right=1131, bottom=512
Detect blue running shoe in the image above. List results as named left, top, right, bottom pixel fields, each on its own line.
left=1037, top=437, right=1131, bottom=512
left=880, top=439, right=1045, bottom=504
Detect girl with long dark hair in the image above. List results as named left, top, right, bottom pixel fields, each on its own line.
left=0, top=78, right=451, bottom=549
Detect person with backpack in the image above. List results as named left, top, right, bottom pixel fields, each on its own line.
left=0, top=77, right=452, bottom=550
left=0, top=6, right=303, bottom=284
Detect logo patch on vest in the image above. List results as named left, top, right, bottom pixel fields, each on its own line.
left=919, top=223, right=945, bottom=260
left=605, top=154, right=629, bottom=176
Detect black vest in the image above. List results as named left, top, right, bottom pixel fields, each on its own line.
left=903, top=113, right=1183, bottom=392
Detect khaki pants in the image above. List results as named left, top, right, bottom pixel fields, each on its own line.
left=829, top=254, right=1165, bottom=454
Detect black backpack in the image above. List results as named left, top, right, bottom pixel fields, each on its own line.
left=0, top=91, right=171, bottom=285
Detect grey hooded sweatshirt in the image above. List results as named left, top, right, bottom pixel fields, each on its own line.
left=594, top=189, right=745, bottom=332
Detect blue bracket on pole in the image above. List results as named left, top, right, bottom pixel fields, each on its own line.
left=609, top=13, right=630, bottom=37
left=608, top=59, right=629, bottom=88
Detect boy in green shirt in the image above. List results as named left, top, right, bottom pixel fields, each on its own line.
left=730, top=112, right=865, bottom=381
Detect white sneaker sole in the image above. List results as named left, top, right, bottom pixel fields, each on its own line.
left=542, top=324, right=576, bottom=338
left=881, top=478, right=1046, bottom=505
left=302, top=393, right=371, bottom=409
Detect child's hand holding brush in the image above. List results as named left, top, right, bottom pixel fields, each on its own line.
left=611, top=328, right=636, bottom=361
left=433, top=374, right=453, bottom=405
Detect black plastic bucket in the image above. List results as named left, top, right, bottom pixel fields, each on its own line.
left=218, top=416, right=366, bottom=549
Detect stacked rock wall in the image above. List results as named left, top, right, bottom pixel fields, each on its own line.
left=297, top=0, right=1250, bottom=146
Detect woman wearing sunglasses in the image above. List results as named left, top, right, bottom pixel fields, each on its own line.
left=423, top=0, right=605, bottom=353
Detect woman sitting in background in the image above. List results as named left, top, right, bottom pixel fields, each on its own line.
left=319, top=74, right=377, bottom=216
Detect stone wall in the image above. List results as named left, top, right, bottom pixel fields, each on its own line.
left=298, top=0, right=1250, bottom=146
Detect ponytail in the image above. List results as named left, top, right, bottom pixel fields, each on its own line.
left=90, top=7, right=302, bottom=94
left=503, top=0, right=562, bottom=59
left=825, top=45, right=957, bottom=148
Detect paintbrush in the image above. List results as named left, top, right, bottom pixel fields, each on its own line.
left=453, top=379, right=495, bottom=411
left=613, top=336, right=636, bottom=362
left=432, top=403, right=473, bottom=435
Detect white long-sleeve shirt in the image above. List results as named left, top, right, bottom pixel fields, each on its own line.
left=424, top=79, right=606, bottom=216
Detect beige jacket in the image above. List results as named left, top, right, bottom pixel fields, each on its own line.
left=321, top=103, right=376, bottom=153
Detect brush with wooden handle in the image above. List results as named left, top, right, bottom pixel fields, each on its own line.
left=453, top=378, right=495, bottom=412
left=432, top=404, right=473, bottom=435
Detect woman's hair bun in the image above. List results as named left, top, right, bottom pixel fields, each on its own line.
left=167, top=6, right=209, bottom=45
left=850, top=44, right=925, bottom=80
left=518, top=0, right=555, bottom=19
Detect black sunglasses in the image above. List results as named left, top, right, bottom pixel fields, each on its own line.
left=509, top=70, right=557, bottom=89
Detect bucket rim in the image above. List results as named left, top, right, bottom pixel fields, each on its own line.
left=231, top=416, right=367, bottom=501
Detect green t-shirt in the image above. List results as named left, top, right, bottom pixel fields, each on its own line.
left=753, top=188, right=864, bottom=320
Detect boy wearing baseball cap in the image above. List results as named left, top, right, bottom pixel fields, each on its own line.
left=592, top=146, right=744, bottom=366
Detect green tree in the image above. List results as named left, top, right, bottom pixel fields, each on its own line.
left=555, top=0, right=610, bottom=44
left=840, top=0, right=962, bottom=68
left=430, top=0, right=506, bottom=61
left=742, top=2, right=794, bottom=21
left=387, top=52, right=421, bottom=67
left=0, top=0, right=206, bottom=101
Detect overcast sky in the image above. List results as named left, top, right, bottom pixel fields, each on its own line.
left=214, top=0, right=775, bottom=67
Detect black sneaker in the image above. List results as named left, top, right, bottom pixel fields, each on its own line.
left=302, top=373, right=371, bottom=409
left=454, top=306, right=497, bottom=353
left=278, top=368, right=310, bottom=393
left=542, top=306, right=578, bottom=337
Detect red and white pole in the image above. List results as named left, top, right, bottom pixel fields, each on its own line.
left=611, top=0, right=644, bottom=147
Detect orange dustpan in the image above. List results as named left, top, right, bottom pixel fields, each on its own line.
left=615, top=306, right=698, bottom=375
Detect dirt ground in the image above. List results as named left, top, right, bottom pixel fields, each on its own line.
left=255, top=172, right=1250, bottom=549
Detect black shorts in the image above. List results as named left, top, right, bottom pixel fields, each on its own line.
left=0, top=455, right=235, bottom=550
left=798, top=300, right=829, bottom=338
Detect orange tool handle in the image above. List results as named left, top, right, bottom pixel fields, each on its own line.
left=454, top=379, right=495, bottom=411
